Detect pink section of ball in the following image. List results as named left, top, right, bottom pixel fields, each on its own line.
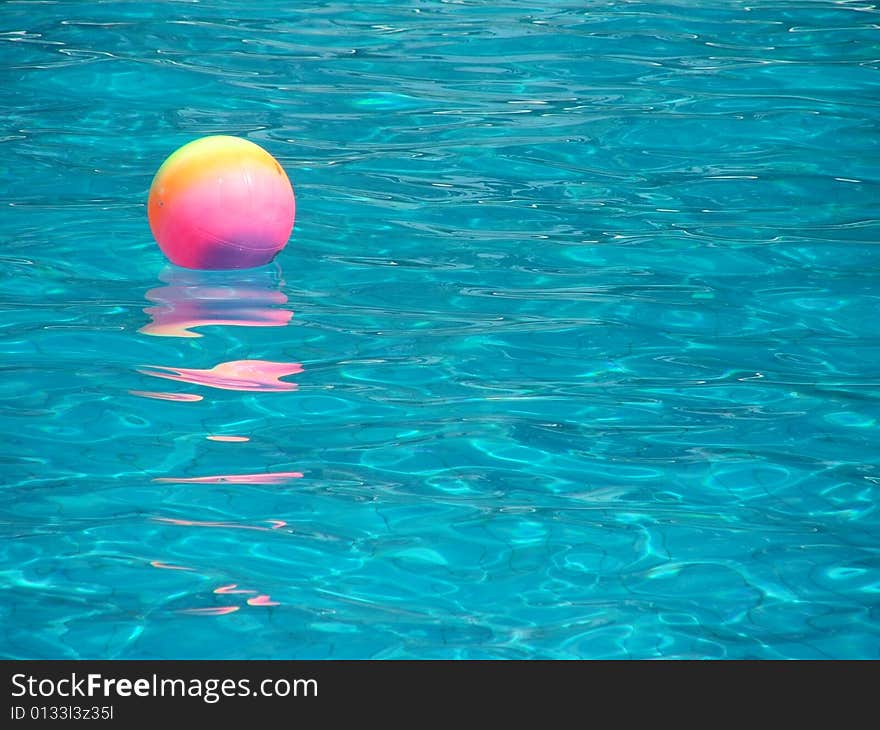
left=160, top=168, right=294, bottom=269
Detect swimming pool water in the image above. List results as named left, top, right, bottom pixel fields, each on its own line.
left=1, top=0, right=879, bottom=659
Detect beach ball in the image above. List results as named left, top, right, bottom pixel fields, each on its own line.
left=147, top=136, right=295, bottom=270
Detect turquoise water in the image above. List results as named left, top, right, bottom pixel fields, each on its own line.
left=2, top=0, right=879, bottom=659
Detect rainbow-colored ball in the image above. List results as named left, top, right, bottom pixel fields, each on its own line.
left=148, top=136, right=295, bottom=270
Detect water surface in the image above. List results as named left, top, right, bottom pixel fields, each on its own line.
left=1, top=0, right=879, bottom=659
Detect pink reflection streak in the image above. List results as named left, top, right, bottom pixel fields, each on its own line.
left=153, top=517, right=293, bottom=532
left=140, top=286, right=292, bottom=338
left=206, top=435, right=250, bottom=442
left=153, top=471, right=303, bottom=485
left=138, top=360, right=303, bottom=392
left=215, top=584, right=257, bottom=595
left=247, top=595, right=281, bottom=607
left=149, top=561, right=195, bottom=571
left=178, top=606, right=240, bottom=616
left=129, top=390, right=203, bottom=402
